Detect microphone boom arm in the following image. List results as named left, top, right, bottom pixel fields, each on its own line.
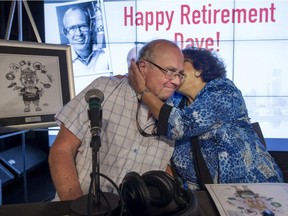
left=90, top=134, right=101, bottom=205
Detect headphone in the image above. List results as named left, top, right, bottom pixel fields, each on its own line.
left=120, top=170, right=198, bottom=216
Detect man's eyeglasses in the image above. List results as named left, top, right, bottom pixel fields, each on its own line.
left=136, top=101, right=157, bottom=137
left=143, top=59, right=186, bottom=82
left=65, top=24, right=89, bottom=35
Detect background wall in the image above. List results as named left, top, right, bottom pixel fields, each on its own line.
left=44, top=0, right=288, bottom=151
left=0, top=1, right=45, bottom=42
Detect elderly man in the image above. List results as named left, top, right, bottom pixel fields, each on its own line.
left=49, top=39, right=185, bottom=201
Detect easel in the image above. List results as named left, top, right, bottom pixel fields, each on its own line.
left=2, top=0, right=42, bottom=203
left=5, top=0, right=42, bottom=42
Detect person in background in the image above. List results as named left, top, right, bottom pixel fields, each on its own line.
left=62, top=7, right=110, bottom=93
left=126, top=44, right=144, bottom=67
left=48, top=39, right=185, bottom=201
left=128, top=46, right=284, bottom=190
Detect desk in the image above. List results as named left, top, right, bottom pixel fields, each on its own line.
left=0, top=191, right=219, bottom=216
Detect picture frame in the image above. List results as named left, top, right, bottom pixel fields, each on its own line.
left=0, top=39, right=75, bottom=133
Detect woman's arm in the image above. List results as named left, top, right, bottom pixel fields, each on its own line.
left=128, top=60, right=164, bottom=120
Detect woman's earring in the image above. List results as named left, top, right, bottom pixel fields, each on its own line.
left=195, top=71, right=201, bottom=78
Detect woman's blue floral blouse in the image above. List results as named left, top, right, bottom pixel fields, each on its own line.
left=157, top=78, right=284, bottom=187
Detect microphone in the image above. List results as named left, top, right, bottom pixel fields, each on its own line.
left=85, top=89, right=104, bottom=137
left=71, top=89, right=121, bottom=215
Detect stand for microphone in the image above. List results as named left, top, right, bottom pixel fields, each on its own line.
left=70, top=127, right=120, bottom=216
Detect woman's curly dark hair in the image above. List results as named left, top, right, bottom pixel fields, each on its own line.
left=182, top=46, right=227, bottom=82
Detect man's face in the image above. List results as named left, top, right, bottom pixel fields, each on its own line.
left=63, top=9, right=92, bottom=53
left=143, top=46, right=184, bottom=101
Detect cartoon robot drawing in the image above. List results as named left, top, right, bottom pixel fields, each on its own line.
left=5, top=59, right=52, bottom=113
left=19, top=68, right=43, bottom=112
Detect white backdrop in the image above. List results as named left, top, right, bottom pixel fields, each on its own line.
left=44, top=0, right=288, bottom=145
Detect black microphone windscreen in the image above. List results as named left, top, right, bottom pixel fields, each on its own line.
left=85, top=89, right=104, bottom=103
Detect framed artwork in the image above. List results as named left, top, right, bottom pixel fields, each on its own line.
left=0, top=39, right=75, bottom=133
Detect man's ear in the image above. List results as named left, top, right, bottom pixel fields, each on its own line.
left=62, top=27, right=68, bottom=36
left=137, top=60, right=147, bottom=76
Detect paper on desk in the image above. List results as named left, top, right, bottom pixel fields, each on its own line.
left=206, top=183, right=288, bottom=216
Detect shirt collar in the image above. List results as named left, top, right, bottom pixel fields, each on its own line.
left=71, top=44, right=104, bottom=65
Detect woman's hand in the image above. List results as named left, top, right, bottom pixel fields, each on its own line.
left=128, top=59, right=146, bottom=93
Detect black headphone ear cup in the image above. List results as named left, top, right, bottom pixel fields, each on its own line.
left=172, top=190, right=199, bottom=216
left=120, top=171, right=151, bottom=213
left=142, top=171, right=174, bottom=207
